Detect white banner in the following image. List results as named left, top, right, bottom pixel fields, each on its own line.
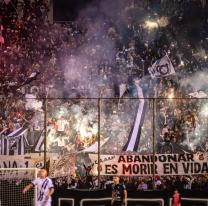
left=50, top=154, right=75, bottom=178
left=0, top=154, right=75, bottom=179
left=89, top=153, right=208, bottom=176
left=0, top=159, right=33, bottom=169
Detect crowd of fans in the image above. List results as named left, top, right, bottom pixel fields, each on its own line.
left=1, top=0, right=208, bottom=197
left=52, top=173, right=208, bottom=191
left=1, top=0, right=208, bottom=171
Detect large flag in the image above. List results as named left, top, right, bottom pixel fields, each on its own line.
left=31, top=127, right=52, bottom=152
left=148, top=55, right=176, bottom=78
left=18, top=71, right=40, bottom=88
left=1, top=126, right=29, bottom=155
left=31, top=135, right=44, bottom=152
left=119, top=83, right=127, bottom=98
left=122, top=85, right=146, bottom=151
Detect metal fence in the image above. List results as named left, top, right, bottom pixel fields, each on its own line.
left=0, top=96, right=208, bottom=189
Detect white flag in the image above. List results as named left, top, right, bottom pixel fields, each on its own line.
left=189, top=91, right=207, bottom=98
left=119, top=83, right=126, bottom=98
left=148, top=55, right=176, bottom=78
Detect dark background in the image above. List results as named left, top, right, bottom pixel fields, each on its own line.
left=52, top=189, right=208, bottom=206
left=53, top=0, right=127, bottom=21
left=53, top=0, right=101, bottom=21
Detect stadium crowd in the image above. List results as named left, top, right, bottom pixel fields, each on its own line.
left=1, top=0, right=208, bottom=164
left=52, top=173, right=208, bottom=191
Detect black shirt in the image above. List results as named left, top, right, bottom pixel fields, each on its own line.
left=164, top=133, right=174, bottom=142
left=112, top=183, right=126, bottom=202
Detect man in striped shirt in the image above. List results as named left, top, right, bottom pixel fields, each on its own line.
left=23, top=168, right=54, bottom=206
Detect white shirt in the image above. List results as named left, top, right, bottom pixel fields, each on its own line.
left=32, top=177, right=54, bottom=203
left=72, top=183, right=77, bottom=189
left=64, top=144, right=72, bottom=152
left=94, top=179, right=98, bottom=187
left=12, top=123, right=21, bottom=131
left=57, top=119, right=69, bottom=131
left=54, top=137, right=67, bottom=147
left=9, top=81, right=15, bottom=86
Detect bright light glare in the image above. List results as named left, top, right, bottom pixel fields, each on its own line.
left=204, top=107, right=208, bottom=115
left=92, top=128, right=98, bottom=134
left=145, top=21, right=158, bottom=28
left=80, top=127, right=87, bottom=139
left=169, top=94, right=173, bottom=99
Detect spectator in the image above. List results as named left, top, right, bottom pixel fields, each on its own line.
left=191, top=178, right=200, bottom=190
left=1, top=0, right=208, bottom=180
left=160, top=129, right=174, bottom=154
left=138, top=180, right=148, bottom=190
left=200, top=177, right=208, bottom=191
left=79, top=177, right=91, bottom=189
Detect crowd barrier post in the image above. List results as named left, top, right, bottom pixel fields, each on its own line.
left=98, top=94, right=101, bottom=189
left=152, top=91, right=156, bottom=190
left=44, top=97, right=48, bottom=169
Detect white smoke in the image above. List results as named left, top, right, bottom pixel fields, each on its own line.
left=144, top=16, right=169, bottom=29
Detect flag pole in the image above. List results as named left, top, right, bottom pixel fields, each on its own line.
left=98, top=90, right=101, bottom=189
left=152, top=87, right=156, bottom=190
left=0, top=24, right=2, bottom=49
left=44, top=89, right=48, bottom=169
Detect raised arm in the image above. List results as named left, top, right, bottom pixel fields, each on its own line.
left=83, top=162, right=87, bottom=170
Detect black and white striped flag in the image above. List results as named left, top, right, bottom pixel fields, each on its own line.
left=1, top=126, right=29, bottom=155
left=31, top=127, right=51, bottom=152
left=31, top=134, right=44, bottom=152
left=122, top=85, right=146, bottom=152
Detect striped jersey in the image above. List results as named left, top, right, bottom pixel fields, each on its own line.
left=32, top=177, right=54, bottom=203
